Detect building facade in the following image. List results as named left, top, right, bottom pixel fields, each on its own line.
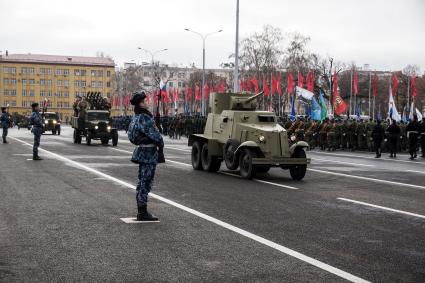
left=0, top=53, right=116, bottom=121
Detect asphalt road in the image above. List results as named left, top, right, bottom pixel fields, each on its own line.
left=1, top=125, right=425, bottom=282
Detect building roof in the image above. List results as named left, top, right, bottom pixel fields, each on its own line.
left=0, top=53, right=115, bottom=67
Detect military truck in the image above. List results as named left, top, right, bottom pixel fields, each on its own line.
left=71, top=110, right=118, bottom=146
left=188, top=92, right=310, bottom=180
left=42, top=112, right=61, bottom=135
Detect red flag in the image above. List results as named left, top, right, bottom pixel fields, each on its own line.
left=263, top=77, right=270, bottom=96
left=391, top=73, right=398, bottom=96
left=251, top=76, right=259, bottom=93
left=297, top=71, right=304, bottom=88
left=246, top=79, right=251, bottom=92
left=271, top=75, right=277, bottom=95
left=332, top=72, right=348, bottom=115
left=373, top=73, right=378, bottom=97
left=240, top=79, right=245, bottom=91
left=353, top=71, right=358, bottom=96
left=195, top=85, right=201, bottom=101
left=220, top=80, right=226, bottom=93
left=203, top=83, right=209, bottom=100
left=305, top=72, right=311, bottom=90
left=306, top=71, right=314, bottom=92
left=411, top=75, right=417, bottom=97
left=277, top=75, right=282, bottom=96
left=287, top=73, right=294, bottom=94
left=172, top=88, right=178, bottom=102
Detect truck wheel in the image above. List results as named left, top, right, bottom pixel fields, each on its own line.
left=191, top=141, right=203, bottom=170
left=239, top=148, right=257, bottom=179
left=289, top=149, right=307, bottom=181
left=112, top=132, right=118, bottom=146
left=201, top=143, right=221, bottom=172
left=101, top=138, right=109, bottom=145
left=224, top=139, right=240, bottom=170
left=86, top=133, right=92, bottom=146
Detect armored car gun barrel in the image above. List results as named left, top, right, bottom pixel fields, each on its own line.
left=189, top=91, right=310, bottom=180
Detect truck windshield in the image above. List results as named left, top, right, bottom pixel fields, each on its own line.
left=88, top=112, right=109, bottom=120
left=258, top=115, right=275, bottom=123
left=44, top=113, right=58, bottom=119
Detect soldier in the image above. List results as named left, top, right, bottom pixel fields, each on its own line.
left=357, top=120, right=366, bottom=150
left=1, top=107, right=11, bottom=144
left=77, top=96, right=89, bottom=129
left=399, top=121, right=407, bottom=152
left=387, top=119, right=400, bottom=158
left=30, top=103, right=43, bottom=160
left=372, top=120, right=385, bottom=158
left=406, top=115, right=421, bottom=160
left=340, top=120, right=348, bottom=150
left=420, top=117, right=425, bottom=157
left=366, top=119, right=375, bottom=152
left=319, top=118, right=329, bottom=150
left=73, top=96, right=82, bottom=117
left=348, top=120, right=358, bottom=151
left=305, top=120, right=315, bottom=149
left=128, top=91, right=164, bottom=221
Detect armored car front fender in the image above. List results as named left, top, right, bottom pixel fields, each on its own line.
left=289, top=141, right=309, bottom=155
left=235, top=141, right=260, bottom=154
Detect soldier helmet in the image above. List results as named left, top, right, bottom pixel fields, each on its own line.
left=31, top=102, right=39, bottom=108
left=130, top=91, right=146, bottom=105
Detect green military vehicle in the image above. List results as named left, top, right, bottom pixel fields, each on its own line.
left=42, top=112, right=61, bottom=135
left=188, top=92, right=310, bottom=180
left=71, top=110, right=118, bottom=146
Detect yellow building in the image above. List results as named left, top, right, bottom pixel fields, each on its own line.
left=0, top=53, right=116, bottom=122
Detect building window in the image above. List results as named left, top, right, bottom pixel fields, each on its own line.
left=11, top=79, right=16, bottom=85
left=98, top=70, right=103, bottom=77
left=64, top=80, right=69, bottom=87
left=144, top=72, right=150, bottom=77
left=22, top=90, right=28, bottom=96
left=98, top=81, right=103, bottom=88
left=40, top=79, right=45, bottom=85
left=64, top=69, right=69, bottom=75
left=22, top=101, right=28, bottom=107
left=56, top=69, right=62, bottom=75
left=47, top=80, right=52, bottom=86
left=169, top=82, right=174, bottom=87
left=178, top=82, right=182, bottom=87
left=91, top=70, right=96, bottom=76
left=3, top=78, right=9, bottom=84
left=106, top=81, right=111, bottom=87
left=74, top=81, right=80, bottom=87
left=64, top=91, right=69, bottom=97
left=107, top=71, right=111, bottom=77
left=81, top=81, right=86, bottom=87
left=29, top=79, right=35, bottom=85
left=10, top=90, right=16, bottom=96
left=57, top=80, right=62, bottom=86
left=3, top=100, right=9, bottom=106
left=74, top=69, right=81, bottom=76
left=91, top=81, right=96, bottom=88
left=3, top=90, right=9, bottom=96
left=29, top=90, right=35, bottom=97
left=40, top=91, right=46, bottom=97
left=22, top=79, right=27, bottom=85
left=48, top=91, right=53, bottom=97
left=3, top=66, right=16, bottom=74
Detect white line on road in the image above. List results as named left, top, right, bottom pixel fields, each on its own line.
left=312, top=158, right=375, bottom=168
left=10, top=136, right=368, bottom=283
left=220, top=172, right=299, bottom=190
left=337, top=198, right=425, bottom=220
left=309, top=168, right=425, bottom=191
left=405, top=170, right=425, bottom=174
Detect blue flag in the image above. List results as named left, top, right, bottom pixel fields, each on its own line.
left=311, top=96, right=322, bottom=121
left=355, top=104, right=361, bottom=120
left=290, top=96, right=296, bottom=121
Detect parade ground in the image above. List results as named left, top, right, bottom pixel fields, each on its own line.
left=1, top=126, right=425, bottom=282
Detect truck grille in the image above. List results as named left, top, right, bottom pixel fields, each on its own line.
left=98, top=122, right=107, bottom=132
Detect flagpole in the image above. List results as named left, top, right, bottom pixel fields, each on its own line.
left=406, top=76, right=410, bottom=117
left=233, top=0, right=240, bottom=92
left=368, top=71, right=371, bottom=118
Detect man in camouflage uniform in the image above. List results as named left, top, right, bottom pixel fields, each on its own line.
left=305, top=120, right=316, bottom=149
left=340, top=120, right=348, bottom=150
left=348, top=120, right=358, bottom=151
left=30, top=103, right=43, bottom=160
left=319, top=118, right=329, bottom=150
left=399, top=122, right=407, bottom=152
left=327, top=120, right=336, bottom=151
left=366, top=119, right=375, bottom=152
left=128, top=91, right=164, bottom=221
left=357, top=120, right=367, bottom=150
left=1, top=107, right=11, bottom=144
left=420, top=117, right=425, bottom=157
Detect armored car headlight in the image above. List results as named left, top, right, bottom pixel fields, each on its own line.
left=290, top=135, right=296, bottom=142
left=258, top=135, right=265, bottom=143
left=53, top=120, right=57, bottom=124
left=95, top=126, right=99, bottom=129
left=44, top=120, right=48, bottom=124
left=107, top=126, right=111, bottom=131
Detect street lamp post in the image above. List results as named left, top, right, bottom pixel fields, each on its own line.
left=137, top=47, right=168, bottom=113
left=185, top=28, right=223, bottom=116
left=233, top=0, right=240, bottom=93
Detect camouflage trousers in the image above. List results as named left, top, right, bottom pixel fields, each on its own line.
left=2, top=127, right=7, bottom=142
left=136, top=163, right=157, bottom=206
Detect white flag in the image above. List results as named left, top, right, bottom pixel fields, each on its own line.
left=388, top=86, right=401, bottom=122
left=295, top=86, right=314, bottom=100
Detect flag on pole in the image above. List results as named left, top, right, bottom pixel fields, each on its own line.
left=240, top=79, right=245, bottom=91
left=391, top=73, right=398, bottom=96
left=203, top=83, right=209, bottom=100
left=287, top=73, right=294, bottom=94
left=251, top=76, right=259, bottom=93
left=319, top=90, right=328, bottom=121
left=297, top=71, right=304, bottom=88
left=353, top=71, right=358, bottom=96
left=355, top=103, right=361, bottom=120
left=311, top=95, right=322, bottom=121
left=271, top=75, right=277, bottom=95
left=332, top=73, right=348, bottom=115
left=295, top=86, right=314, bottom=100
left=195, top=85, right=201, bottom=101
left=277, top=75, right=282, bottom=96
left=411, top=75, right=417, bottom=97
left=409, top=101, right=423, bottom=121
left=388, top=85, right=401, bottom=121
left=290, top=96, right=296, bottom=121
left=263, top=77, right=270, bottom=96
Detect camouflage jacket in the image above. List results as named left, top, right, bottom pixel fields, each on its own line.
left=30, top=111, right=43, bottom=128
left=0, top=112, right=10, bottom=128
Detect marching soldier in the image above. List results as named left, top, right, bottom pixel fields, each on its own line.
left=420, top=117, right=425, bottom=157
left=319, top=118, right=329, bottom=150
left=406, top=115, right=421, bottom=160
left=30, top=103, right=43, bottom=160
left=372, top=120, right=385, bottom=158
left=340, top=120, right=348, bottom=150
left=357, top=120, right=367, bottom=150
left=1, top=107, right=11, bottom=144
left=348, top=120, right=358, bottom=151
left=366, top=119, right=375, bottom=152
left=327, top=120, right=336, bottom=151
left=387, top=119, right=400, bottom=158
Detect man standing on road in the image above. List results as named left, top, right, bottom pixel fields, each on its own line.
left=30, top=103, right=43, bottom=160
left=128, top=91, right=164, bottom=221
left=387, top=119, right=400, bottom=158
left=372, top=120, right=385, bottom=158
left=421, top=117, right=425, bottom=158
left=1, top=107, right=11, bottom=144
left=406, top=115, right=420, bottom=160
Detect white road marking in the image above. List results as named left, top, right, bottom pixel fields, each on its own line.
left=120, top=217, right=160, bottom=224
left=337, top=198, right=425, bottom=220
left=313, top=158, right=375, bottom=168
left=221, top=172, right=299, bottom=190
left=10, top=136, right=368, bottom=283
left=309, top=168, right=425, bottom=191
left=405, top=170, right=425, bottom=174
left=310, top=151, right=425, bottom=166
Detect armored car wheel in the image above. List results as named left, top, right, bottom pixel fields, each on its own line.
left=191, top=141, right=203, bottom=170
left=239, top=148, right=257, bottom=179
left=201, top=143, right=221, bottom=172
left=289, top=149, right=307, bottom=181
left=224, top=139, right=240, bottom=170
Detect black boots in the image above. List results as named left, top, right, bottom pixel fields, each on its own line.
left=137, top=204, right=158, bottom=221
left=33, top=154, right=43, bottom=161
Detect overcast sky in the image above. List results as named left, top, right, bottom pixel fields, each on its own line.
left=1, top=0, right=424, bottom=72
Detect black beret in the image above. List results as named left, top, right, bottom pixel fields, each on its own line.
left=130, top=91, right=146, bottom=105
left=31, top=103, right=39, bottom=108
left=1, top=107, right=6, bottom=111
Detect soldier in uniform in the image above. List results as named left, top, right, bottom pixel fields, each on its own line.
left=340, top=120, right=348, bottom=150
left=399, top=122, right=407, bottom=152
left=129, top=91, right=164, bottom=221
left=319, top=118, right=329, bottom=150
left=1, top=107, right=11, bottom=144
left=366, top=119, right=375, bottom=152
left=406, top=115, right=421, bottom=160
left=372, top=120, right=385, bottom=158
left=348, top=120, right=358, bottom=151
left=30, top=103, right=43, bottom=160
left=326, top=120, right=336, bottom=151
left=77, top=96, right=89, bottom=128
left=387, top=119, right=400, bottom=158
left=357, top=120, right=366, bottom=150
left=305, top=120, right=315, bottom=149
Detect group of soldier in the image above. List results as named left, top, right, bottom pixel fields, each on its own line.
left=283, top=116, right=425, bottom=159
